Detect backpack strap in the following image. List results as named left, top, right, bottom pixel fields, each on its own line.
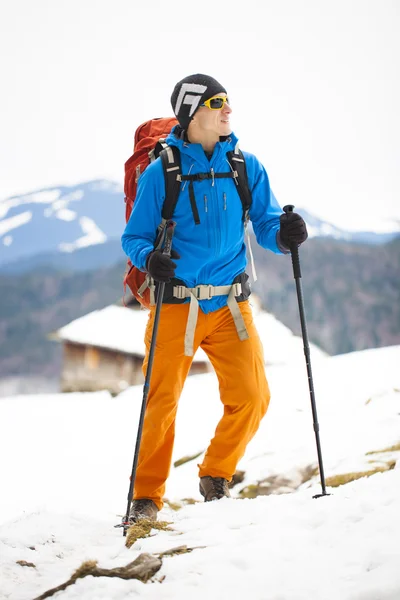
left=226, top=147, right=252, bottom=222
left=137, top=144, right=182, bottom=307
left=226, top=145, right=257, bottom=281
left=159, top=145, right=182, bottom=220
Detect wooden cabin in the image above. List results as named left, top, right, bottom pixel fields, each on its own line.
left=51, top=302, right=211, bottom=395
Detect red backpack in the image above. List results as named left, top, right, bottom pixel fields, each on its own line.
left=123, top=117, right=179, bottom=308
left=123, top=118, right=252, bottom=309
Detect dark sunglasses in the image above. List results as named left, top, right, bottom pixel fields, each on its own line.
left=200, top=95, right=230, bottom=110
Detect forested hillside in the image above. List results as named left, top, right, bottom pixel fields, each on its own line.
left=0, top=237, right=399, bottom=377
left=252, top=236, right=400, bottom=355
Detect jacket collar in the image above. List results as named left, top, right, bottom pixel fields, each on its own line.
left=166, top=126, right=239, bottom=165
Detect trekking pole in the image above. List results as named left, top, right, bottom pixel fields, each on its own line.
left=283, top=205, right=329, bottom=498
left=116, top=220, right=177, bottom=535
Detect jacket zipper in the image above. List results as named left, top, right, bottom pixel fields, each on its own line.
left=204, top=195, right=210, bottom=248
left=212, top=182, right=221, bottom=255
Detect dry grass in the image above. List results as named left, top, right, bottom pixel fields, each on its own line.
left=33, top=554, right=163, bottom=599
left=325, top=462, right=396, bottom=488
left=16, top=560, right=36, bottom=568
left=125, top=519, right=173, bottom=549
left=366, top=442, right=400, bottom=455
left=163, top=497, right=200, bottom=511
left=173, top=451, right=204, bottom=468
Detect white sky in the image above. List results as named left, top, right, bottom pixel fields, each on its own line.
left=1, top=0, right=399, bottom=232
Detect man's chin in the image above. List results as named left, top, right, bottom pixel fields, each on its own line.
left=220, top=125, right=232, bottom=136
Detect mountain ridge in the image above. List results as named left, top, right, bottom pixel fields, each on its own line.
left=1, top=180, right=398, bottom=273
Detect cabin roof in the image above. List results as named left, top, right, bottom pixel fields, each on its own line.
left=52, top=305, right=210, bottom=363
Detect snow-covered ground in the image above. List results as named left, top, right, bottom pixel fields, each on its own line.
left=0, top=343, right=399, bottom=599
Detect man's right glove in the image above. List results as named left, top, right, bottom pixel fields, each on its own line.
left=279, top=212, right=308, bottom=249
left=146, top=249, right=180, bottom=283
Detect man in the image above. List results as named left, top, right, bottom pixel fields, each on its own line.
left=121, top=74, right=308, bottom=521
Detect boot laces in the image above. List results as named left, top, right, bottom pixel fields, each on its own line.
left=211, top=477, right=228, bottom=497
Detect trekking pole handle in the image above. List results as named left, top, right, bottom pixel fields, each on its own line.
left=283, top=204, right=295, bottom=214
left=163, top=220, right=176, bottom=257
left=282, top=205, right=301, bottom=279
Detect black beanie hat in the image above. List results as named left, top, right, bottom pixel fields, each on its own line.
left=171, top=73, right=227, bottom=130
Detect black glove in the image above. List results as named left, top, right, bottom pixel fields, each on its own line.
left=146, top=249, right=180, bottom=283
left=279, top=212, right=308, bottom=249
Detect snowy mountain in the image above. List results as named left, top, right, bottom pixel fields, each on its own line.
left=0, top=180, right=125, bottom=268
left=0, top=180, right=398, bottom=272
left=298, top=208, right=399, bottom=245
left=0, top=343, right=399, bottom=599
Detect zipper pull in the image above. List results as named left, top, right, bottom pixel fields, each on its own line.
left=211, top=168, right=215, bottom=186
left=204, top=195, right=208, bottom=212
left=223, top=192, right=227, bottom=210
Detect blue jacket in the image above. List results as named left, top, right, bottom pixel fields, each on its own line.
left=121, top=128, right=285, bottom=313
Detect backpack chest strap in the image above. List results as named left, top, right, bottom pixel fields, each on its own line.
left=172, top=282, right=249, bottom=356
left=177, top=171, right=236, bottom=225
left=178, top=171, right=235, bottom=183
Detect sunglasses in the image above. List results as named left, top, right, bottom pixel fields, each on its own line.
left=200, top=95, right=230, bottom=110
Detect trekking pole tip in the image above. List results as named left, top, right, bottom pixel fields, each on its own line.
left=312, top=492, right=332, bottom=499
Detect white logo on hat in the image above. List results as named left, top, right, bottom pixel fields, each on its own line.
left=174, top=83, right=207, bottom=117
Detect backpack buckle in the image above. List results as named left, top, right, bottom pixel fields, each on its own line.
left=198, top=173, right=208, bottom=181
left=173, top=285, right=187, bottom=300
left=232, top=282, right=242, bottom=297
left=195, top=285, right=214, bottom=300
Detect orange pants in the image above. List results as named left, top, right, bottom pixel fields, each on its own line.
left=134, top=300, right=270, bottom=509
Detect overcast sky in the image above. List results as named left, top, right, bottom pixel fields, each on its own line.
left=1, top=0, right=399, bottom=232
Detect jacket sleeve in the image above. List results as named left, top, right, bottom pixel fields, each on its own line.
left=121, top=159, right=165, bottom=270
left=244, top=152, right=287, bottom=255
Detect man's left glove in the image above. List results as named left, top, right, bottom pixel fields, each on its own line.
left=279, top=212, right=308, bottom=249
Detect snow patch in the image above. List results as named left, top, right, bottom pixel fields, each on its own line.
left=58, top=216, right=107, bottom=252
left=59, top=189, right=84, bottom=202
left=307, top=223, right=352, bottom=240
left=0, top=189, right=61, bottom=219
left=56, top=208, right=77, bottom=221
left=0, top=211, right=32, bottom=236
left=89, top=180, right=123, bottom=193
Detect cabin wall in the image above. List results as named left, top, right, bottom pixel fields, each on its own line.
left=60, top=342, right=211, bottom=395
left=61, top=343, right=143, bottom=395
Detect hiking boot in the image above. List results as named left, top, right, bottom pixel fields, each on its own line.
left=199, top=476, right=231, bottom=502
left=128, top=499, right=158, bottom=522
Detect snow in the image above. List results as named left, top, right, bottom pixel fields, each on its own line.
left=0, top=211, right=32, bottom=237
left=307, top=222, right=352, bottom=241
left=0, top=190, right=61, bottom=220
left=55, top=208, right=77, bottom=222
left=0, top=341, right=399, bottom=599
left=58, top=216, right=107, bottom=252
left=43, top=197, right=81, bottom=221
left=88, top=180, right=123, bottom=193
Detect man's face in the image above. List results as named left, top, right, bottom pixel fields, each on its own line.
left=194, top=93, right=232, bottom=136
